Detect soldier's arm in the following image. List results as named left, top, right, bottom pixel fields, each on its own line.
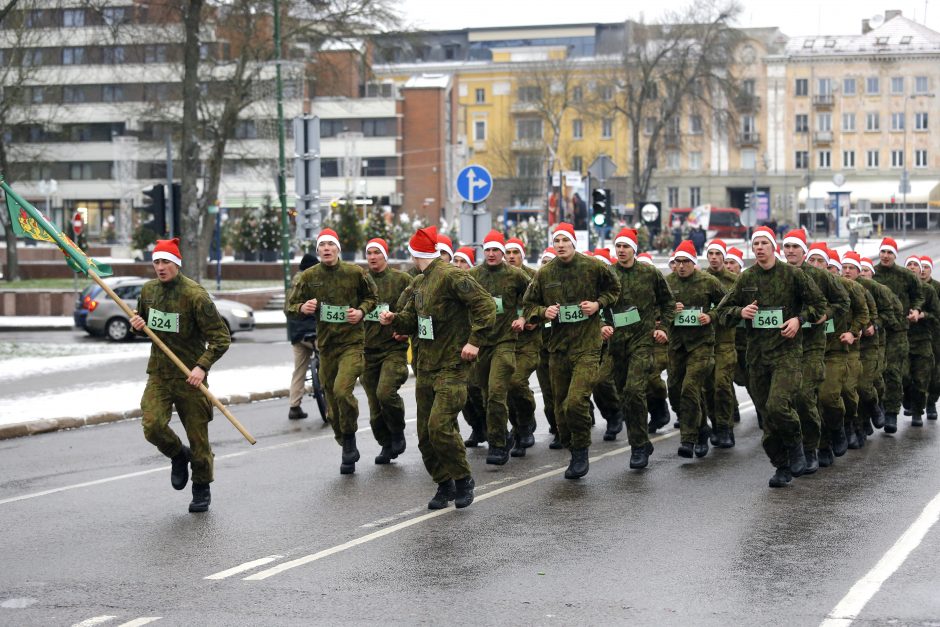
left=822, top=271, right=850, bottom=322
left=715, top=278, right=746, bottom=326
left=457, top=274, right=498, bottom=347
left=596, top=264, right=621, bottom=309
left=516, top=270, right=538, bottom=320
left=655, top=273, right=677, bottom=323
left=131, top=285, right=150, bottom=337
left=796, top=270, right=827, bottom=325
left=910, top=272, right=925, bottom=311
left=703, top=274, right=727, bottom=319
left=390, top=290, right=418, bottom=335
left=286, top=270, right=313, bottom=317
left=848, top=284, right=870, bottom=336
left=522, top=271, right=549, bottom=322
left=194, top=293, right=231, bottom=371
left=390, top=273, right=414, bottom=313
left=356, top=269, right=378, bottom=315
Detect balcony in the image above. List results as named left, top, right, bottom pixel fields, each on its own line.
left=663, top=132, right=680, bottom=148
left=813, top=131, right=833, bottom=144
left=734, top=93, right=761, bottom=111
left=511, top=137, right=544, bottom=151
left=511, top=100, right=539, bottom=113
left=736, top=132, right=760, bottom=146
left=813, top=94, right=834, bottom=108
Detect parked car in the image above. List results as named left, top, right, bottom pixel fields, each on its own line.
left=847, top=213, right=874, bottom=238
left=75, top=277, right=255, bottom=341
left=667, top=207, right=747, bottom=239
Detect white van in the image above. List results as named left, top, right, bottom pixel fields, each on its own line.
left=847, top=214, right=874, bottom=238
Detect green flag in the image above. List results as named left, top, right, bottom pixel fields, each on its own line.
left=2, top=177, right=113, bottom=277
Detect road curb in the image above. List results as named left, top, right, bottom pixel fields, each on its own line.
left=0, top=387, right=291, bottom=441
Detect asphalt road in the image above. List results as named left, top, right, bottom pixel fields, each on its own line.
left=1, top=380, right=938, bottom=626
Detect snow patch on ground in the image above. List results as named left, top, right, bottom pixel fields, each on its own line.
left=0, top=342, right=152, bottom=381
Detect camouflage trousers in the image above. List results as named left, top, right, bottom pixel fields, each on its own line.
left=904, top=349, right=934, bottom=417
left=536, top=345, right=557, bottom=433
left=611, top=341, right=653, bottom=448
left=549, top=349, right=601, bottom=450
left=647, top=341, right=669, bottom=405
left=141, top=376, right=214, bottom=484
left=882, top=330, right=910, bottom=413
left=473, top=342, right=516, bottom=449
left=462, top=383, right=486, bottom=435
left=843, top=351, right=862, bottom=433
left=748, top=349, right=803, bottom=469
left=858, top=347, right=881, bottom=426
left=929, top=340, right=940, bottom=405
left=320, top=346, right=364, bottom=444
left=362, top=349, right=409, bottom=447
left=818, top=352, right=849, bottom=446
left=668, top=343, right=714, bottom=444
left=508, top=343, right=539, bottom=435
left=705, top=341, right=737, bottom=431
left=795, top=349, right=825, bottom=450
left=592, top=348, right=622, bottom=423
left=415, top=365, right=473, bottom=484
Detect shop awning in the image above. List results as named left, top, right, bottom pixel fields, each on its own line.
left=799, top=179, right=940, bottom=204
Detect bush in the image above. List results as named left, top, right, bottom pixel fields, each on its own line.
left=132, top=224, right=158, bottom=251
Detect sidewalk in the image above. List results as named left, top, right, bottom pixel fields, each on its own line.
left=0, top=309, right=286, bottom=331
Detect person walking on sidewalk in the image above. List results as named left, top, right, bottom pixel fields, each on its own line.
left=286, top=252, right=319, bottom=421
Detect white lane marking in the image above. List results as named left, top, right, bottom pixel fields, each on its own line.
left=243, top=428, right=684, bottom=582
left=116, top=619, right=161, bottom=627
left=0, top=420, right=417, bottom=507
left=820, top=488, right=940, bottom=627
left=204, top=555, right=285, bottom=580
left=71, top=617, right=117, bottom=627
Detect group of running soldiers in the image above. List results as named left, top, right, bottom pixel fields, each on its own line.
left=283, top=222, right=936, bottom=509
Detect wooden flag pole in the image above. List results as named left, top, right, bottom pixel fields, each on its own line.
left=89, top=270, right=257, bottom=445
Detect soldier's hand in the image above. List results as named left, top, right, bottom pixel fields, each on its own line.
left=741, top=300, right=759, bottom=320
left=780, top=317, right=800, bottom=338
left=545, top=304, right=560, bottom=320
left=392, top=332, right=409, bottom=342
left=511, top=317, right=526, bottom=333
left=601, top=325, right=614, bottom=340
left=816, top=313, right=828, bottom=325
left=524, top=322, right=538, bottom=331
left=461, top=343, right=480, bottom=361
left=346, top=308, right=364, bottom=324
left=674, top=302, right=685, bottom=313
left=653, top=329, right=668, bottom=344
left=580, top=300, right=600, bottom=316
left=130, top=313, right=146, bottom=331
left=301, top=298, right=318, bottom=315
left=378, top=311, right=396, bottom=326
left=840, top=332, right=856, bottom=345
left=698, top=313, right=711, bottom=325
left=864, top=324, right=875, bottom=337
left=187, top=366, right=206, bottom=387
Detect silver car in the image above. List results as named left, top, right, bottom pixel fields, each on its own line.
left=77, top=277, right=255, bottom=341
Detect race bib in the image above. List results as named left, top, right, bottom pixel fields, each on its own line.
left=801, top=320, right=811, bottom=329
left=493, top=296, right=504, bottom=314
left=517, top=307, right=524, bottom=317
left=320, top=304, right=347, bottom=323
left=613, top=307, right=641, bottom=328
left=558, top=304, right=587, bottom=324
left=147, top=308, right=179, bottom=333
left=364, top=303, right=389, bottom=322
left=825, top=319, right=835, bottom=334
left=418, top=315, right=434, bottom=340
left=675, top=308, right=702, bottom=327
left=753, top=308, right=783, bottom=330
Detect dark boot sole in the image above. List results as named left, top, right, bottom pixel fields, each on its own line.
left=455, top=495, right=474, bottom=509
left=340, top=463, right=355, bottom=474
left=510, top=448, right=526, bottom=458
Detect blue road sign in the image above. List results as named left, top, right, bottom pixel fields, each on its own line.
left=456, top=164, right=493, bottom=204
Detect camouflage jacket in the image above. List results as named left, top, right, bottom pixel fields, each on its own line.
left=853, top=279, right=879, bottom=353
left=606, top=259, right=675, bottom=351
left=365, top=266, right=413, bottom=354
left=393, top=258, right=497, bottom=372
left=800, top=261, right=850, bottom=354
left=135, top=274, right=230, bottom=379
left=286, top=260, right=378, bottom=352
left=514, top=264, right=542, bottom=350
left=523, top=252, right=621, bottom=354
left=716, top=259, right=827, bottom=361
left=859, top=277, right=904, bottom=343
left=665, top=269, right=727, bottom=352
left=705, top=266, right=738, bottom=344
left=909, top=281, right=940, bottom=353
left=825, top=277, right=870, bottom=355
left=873, top=262, right=924, bottom=330
left=468, top=262, right=533, bottom=347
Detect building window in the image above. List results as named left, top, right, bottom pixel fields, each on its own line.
left=915, top=76, right=929, bottom=94
left=69, top=163, right=93, bottom=180
left=516, top=155, right=541, bottom=178
left=915, top=112, right=929, bottom=130
left=843, top=78, right=856, bottom=95
left=29, top=87, right=44, bottom=104
left=362, top=158, right=387, bottom=176
left=795, top=114, right=808, bottom=133
left=102, top=85, right=124, bottom=102
left=571, top=156, right=583, bottom=172
left=63, top=86, right=86, bottom=103
left=668, top=187, right=680, bottom=208
left=62, top=47, right=85, bottom=65
left=818, top=150, right=831, bottom=169
left=741, top=114, right=756, bottom=135
left=320, top=158, right=339, bottom=177
left=891, top=112, right=905, bottom=131
left=517, top=85, right=541, bottom=102
left=475, top=88, right=485, bottom=104
left=234, top=120, right=257, bottom=139
left=689, top=151, right=702, bottom=170
left=741, top=149, right=756, bottom=170
left=362, top=118, right=393, bottom=137
left=473, top=120, right=486, bottom=141
left=598, top=84, right=613, bottom=101
left=144, top=45, right=168, bottom=63
left=866, top=112, right=880, bottom=131
left=689, top=115, right=703, bottom=134
left=103, top=46, right=125, bottom=64
left=572, top=118, right=583, bottom=139
left=915, top=149, right=928, bottom=168
left=644, top=117, right=656, bottom=135
left=601, top=118, right=613, bottom=139
left=572, top=85, right=583, bottom=102
left=742, top=79, right=755, bottom=95
left=666, top=150, right=680, bottom=170
left=62, top=9, right=85, bottom=27
left=866, top=76, right=879, bottom=95
left=890, top=150, right=904, bottom=168
left=891, top=76, right=904, bottom=94
left=795, top=78, right=808, bottom=96
left=795, top=151, right=809, bottom=169
left=690, top=187, right=701, bottom=206
left=817, top=113, right=832, bottom=131
left=102, top=7, right=126, bottom=25
left=843, top=150, right=856, bottom=168
left=516, top=118, right=542, bottom=140
left=842, top=112, right=856, bottom=131
left=867, top=150, right=879, bottom=168
left=320, top=119, right=345, bottom=138
left=817, top=78, right=832, bottom=95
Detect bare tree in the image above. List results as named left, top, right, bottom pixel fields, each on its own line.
left=483, top=123, right=544, bottom=208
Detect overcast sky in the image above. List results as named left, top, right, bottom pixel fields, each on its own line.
left=398, top=0, right=940, bottom=37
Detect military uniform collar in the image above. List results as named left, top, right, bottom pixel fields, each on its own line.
left=321, top=260, right=341, bottom=272
left=370, top=266, right=388, bottom=278
left=160, top=274, right=182, bottom=289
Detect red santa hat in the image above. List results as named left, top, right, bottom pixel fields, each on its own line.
left=880, top=237, right=899, bottom=256
left=316, top=228, right=341, bottom=250
left=861, top=257, right=876, bottom=273
left=436, top=234, right=454, bottom=259
left=152, top=237, right=182, bottom=267
left=454, top=246, right=475, bottom=266
left=782, top=228, right=808, bottom=254
left=482, top=230, right=506, bottom=253
left=750, top=225, right=777, bottom=248
left=828, top=248, right=842, bottom=271
left=614, top=228, right=638, bottom=252
left=673, top=240, right=698, bottom=263
left=505, top=237, right=526, bottom=254
left=842, top=250, right=863, bottom=269
left=593, top=248, right=613, bottom=264
left=726, top=246, right=744, bottom=268
left=551, top=222, right=576, bottom=245
left=921, top=255, right=934, bottom=270
left=807, top=242, right=829, bottom=263
left=365, top=237, right=389, bottom=260
left=905, top=255, right=923, bottom=269
left=637, top=252, right=654, bottom=265
left=706, top=238, right=727, bottom=256
left=540, top=247, right=557, bottom=263
left=409, top=226, right=441, bottom=259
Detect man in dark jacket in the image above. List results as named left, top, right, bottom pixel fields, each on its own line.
left=286, top=252, right=319, bottom=420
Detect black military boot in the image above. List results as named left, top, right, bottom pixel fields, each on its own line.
left=912, top=413, right=924, bottom=427
left=427, top=480, right=456, bottom=510
left=856, top=427, right=867, bottom=448
left=375, top=444, right=394, bottom=465
left=768, top=467, right=793, bottom=488
left=693, top=428, right=710, bottom=458
left=454, top=476, right=475, bottom=508
left=788, top=442, right=807, bottom=477
left=846, top=429, right=861, bottom=450
left=463, top=428, right=487, bottom=448
left=733, top=406, right=741, bottom=423
left=288, top=405, right=307, bottom=420
left=884, top=412, right=898, bottom=434
left=486, top=444, right=510, bottom=465
left=518, top=424, right=535, bottom=449
left=715, top=426, right=734, bottom=449
left=648, top=398, right=670, bottom=432
left=603, top=413, right=624, bottom=441
left=678, top=441, right=694, bottom=458
left=510, top=439, right=527, bottom=457
left=817, top=447, right=834, bottom=468
left=864, top=416, right=875, bottom=436
left=340, top=434, right=360, bottom=474
left=927, top=402, right=938, bottom=420
left=756, top=410, right=764, bottom=431
left=872, top=405, right=886, bottom=429
left=548, top=432, right=563, bottom=450
left=188, top=483, right=211, bottom=512
left=709, top=427, right=720, bottom=446
left=831, top=428, right=849, bottom=457
left=390, top=432, right=407, bottom=457
left=629, top=442, right=654, bottom=469
left=170, top=446, right=192, bottom=491
left=564, top=448, right=590, bottom=479
left=803, top=447, right=819, bottom=474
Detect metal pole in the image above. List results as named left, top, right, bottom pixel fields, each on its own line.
left=273, top=0, right=292, bottom=294
left=903, top=96, right=908, bottom=238
left=166, top=135, right=174, bottom=238
left=215, top=209, right=222, bottom=291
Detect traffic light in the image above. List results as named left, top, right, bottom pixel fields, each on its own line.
left=170, top=182, right=181, bottom=238
left=141, top=184, right=166, bottom=236
left=592, top=188, right=611, bottom=227
left=744, top=192, right=751, bottom=211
